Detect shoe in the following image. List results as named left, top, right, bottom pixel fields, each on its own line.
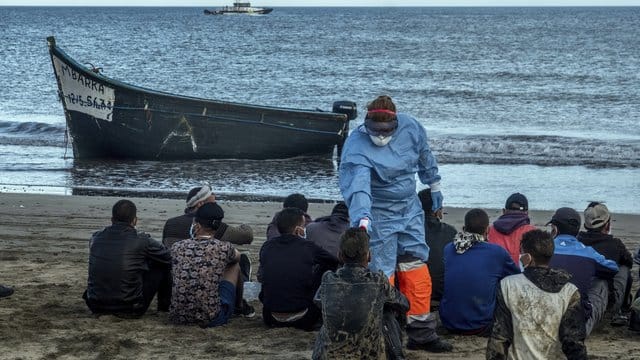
left=234, top=299, right=255, bottom=318
left=407, top=338, right=453, bottom=353
left=0, top=285, right=14, bottom=298
left=611, top=312, right=629, bottom=327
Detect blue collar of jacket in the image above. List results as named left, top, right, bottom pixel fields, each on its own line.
left=554, top=234, right=584, bottom=248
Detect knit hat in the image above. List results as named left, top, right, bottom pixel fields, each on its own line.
left=584, top=202, right=611, bottom=230
left=505, top=193, right=528, bottom=211
left=186, top=185, right=213, bottom=208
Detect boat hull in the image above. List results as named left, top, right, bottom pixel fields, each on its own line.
left=47, top=37, right=349, bottom=160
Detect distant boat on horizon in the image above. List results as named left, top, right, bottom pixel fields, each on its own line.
left=204, top=2, right=273, bottom=15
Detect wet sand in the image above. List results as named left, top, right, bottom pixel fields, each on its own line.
left=1, top=193, right=639, bottom=359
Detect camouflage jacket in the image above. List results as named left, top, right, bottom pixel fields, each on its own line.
left=312, top=264, right=409, bottom=360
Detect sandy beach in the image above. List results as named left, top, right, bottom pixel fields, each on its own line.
left=1, top=192, right=640, bottom=359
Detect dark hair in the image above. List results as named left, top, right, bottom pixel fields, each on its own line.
left=195, top=202, right=224, bottom=230
left=283, top=193, right=309, bottom=213
left=464, top=208, right=489, bottom=235
left=112, top=199, right=136, bottom=224
left=555, top=222, right=580, bottom=237
left=331, top=201, right=349, bottom=217
left=521, top=229, right=554, bottom=265
left=339, top=227, right=370, bottom=263
left=276, top=207, right=305, bottom=234
left=418, top=188, right=433, bottom=214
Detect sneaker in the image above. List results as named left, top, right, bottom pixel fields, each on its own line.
left=611, top=312, right=629, bottom=327
left=407, top=338, right=453, bottom=353
left=234, top=299, right=256, bottom=318
left=0, top=285, right=14, bottom=298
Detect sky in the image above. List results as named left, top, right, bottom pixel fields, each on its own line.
left=1, top=0, right=639, bottom=6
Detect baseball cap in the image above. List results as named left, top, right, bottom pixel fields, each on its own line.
left=546, top=207, right=581, bottom=228
left=584, top=202, right=611, bottom=230
left=505, top=193, right=528, bottom=211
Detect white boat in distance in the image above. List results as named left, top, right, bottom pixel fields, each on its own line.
left=204, top=2, right=273, bottom=15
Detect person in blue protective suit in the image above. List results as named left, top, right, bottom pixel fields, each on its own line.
left=338, top=95, right=452, bottom=353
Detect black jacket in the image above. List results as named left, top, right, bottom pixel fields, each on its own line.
left=425, top=215, right=457, bottom=302
left=86, top=222, right=171, bottom=310
left=577, top=231, right=633, bottom=268
left=306, top=213, right=350, bottom=261
left=259, top=233, right=339, bottom=313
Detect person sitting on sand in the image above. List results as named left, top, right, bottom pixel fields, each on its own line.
left=266, top=193, right=313, bottom=241
left=418, top=188, right=456, bottom=306
left=0, top=284, right=14, bottom=298
left=439, top=208, right=519, bottom=336
left=577, top=202, right=633, bottom=327
left=170, top=202, right=250, bottom=326
left=83, top=199, right=172, bottom=317
left=305, top=201, right=350, bottom=262
left=548, top=207, right=619, bottom=336
left=162, top=185, right=254, bottom=249
left=312, top=227, right=409, bottom=360
left=487, top=193, right=537, bottom=264
left=487, top=229, right=587, bottom=359
left=259, top=207, right=339, bottom=331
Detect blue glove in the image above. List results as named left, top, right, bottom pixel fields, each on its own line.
left=430, top=182, right=443, bottom=212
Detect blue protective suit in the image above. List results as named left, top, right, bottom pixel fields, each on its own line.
left=339, top=113, right=441, bottom=277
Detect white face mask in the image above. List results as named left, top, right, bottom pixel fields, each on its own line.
left=369, top=135, right=392, bottom=147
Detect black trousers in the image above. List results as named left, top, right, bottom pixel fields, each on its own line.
left=84, top=262, right=171, bottom=317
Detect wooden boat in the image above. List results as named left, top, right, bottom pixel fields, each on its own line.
left=204, top=2, right=273, bottom=15
left=46, top=36, right=356, bottom=160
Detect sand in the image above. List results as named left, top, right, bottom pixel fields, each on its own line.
left=1, top=192, right=640, bottom=359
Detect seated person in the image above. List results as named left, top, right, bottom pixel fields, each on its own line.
left=487, top=193, right=537, bottom=264
left=418, top=188, right=457, bottom=304
left=577, top=202, right=633, bottom=326
left=312, top=227, right=409, bottom=360
left=162, top=185, right=253, bottom=248
left=487, top=229, right=587, bottom=359
left=439, top=208, right=519, bottom=335
left=259, top=207, right=339, bottom=331
left=306, top=201, right=350, bottom=261
left=266, top=193, right=313, bottom=241
left=170, top=202, right=246, bottom=326
left=547, top=207, right=618, bottom=336
left=83, top=199, right=171, bottom=317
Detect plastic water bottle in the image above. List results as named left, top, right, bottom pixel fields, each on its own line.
left=243, top=281, right=261, bottom=302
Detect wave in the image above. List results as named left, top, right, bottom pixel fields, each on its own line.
left=431, top=134, right=640, bottom=168
left=0, top=120, right=65, bottom=135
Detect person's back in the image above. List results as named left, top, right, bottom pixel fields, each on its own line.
left=439, top=209, right=519, bottom=334
left=306, top=202, right=350, bottom=261
left=487, top=193, right=537, bottom=264
left=162, top=185, right=253, bottom=248
left=418, top=188, right=456, bottom=303
left=260, top=207, right=338, bottom=330
left=313, top=228, right=409, bottom=360
left=170, top=202, right=241, bottom=327
left=85, top=199, right=171, bottom=316
left=576, top=202, right=633, bottom=326
left=487, top=229, right=587, bottom=360
left=546, top=207, right=618, bottom=335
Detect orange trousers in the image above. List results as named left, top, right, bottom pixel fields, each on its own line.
left=390, top=261, right=432, bottom=316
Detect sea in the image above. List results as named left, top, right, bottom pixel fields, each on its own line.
left=0, top=6, right=638, bottom=214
